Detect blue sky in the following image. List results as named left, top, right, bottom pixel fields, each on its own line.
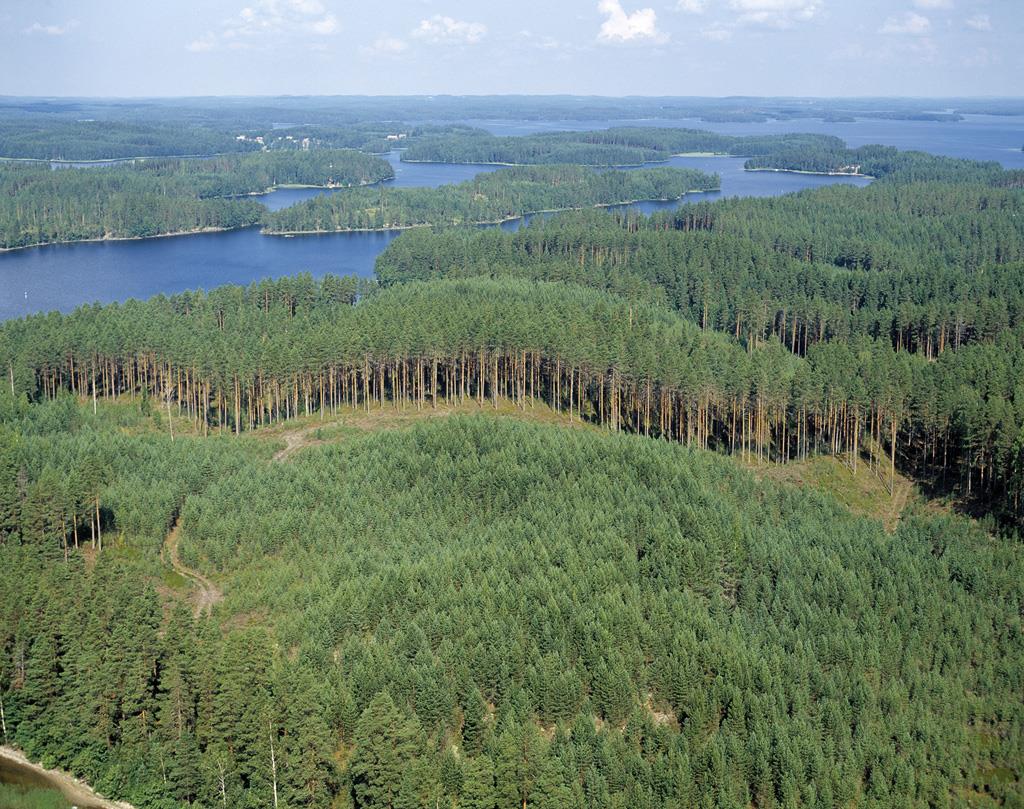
left=1, top=0, right=1021, bottom=97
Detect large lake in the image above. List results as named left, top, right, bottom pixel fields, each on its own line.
left=1, top=115, right=1021, bottom=321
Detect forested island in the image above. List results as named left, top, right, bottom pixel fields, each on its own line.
left=400, top=128, right=845, bottom=167
left=262, top=165, right=718, bottom=233
left=1, top=105, right=1023, bottom=809
left=400, top=126, right=1022, bottom=183
left=0, top=150, right=393, bottom=249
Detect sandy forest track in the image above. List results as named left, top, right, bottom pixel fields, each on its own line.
left=272, top=424, right=324, bottom=461
left=162, top=518, right=222, bottom=617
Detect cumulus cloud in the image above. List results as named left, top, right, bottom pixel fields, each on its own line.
left=186, top=0, right=338, bottom=52
left=413, top=15, right=487, bottom=45
left=965, top=13, right=992, bottom=31
left=597, top=0, right=666, bottom=43
left=24, top=20, right=78, bottom=36
left=729, top=0, right=819, bottom=27
left=880, top=11, right=931, bottom=35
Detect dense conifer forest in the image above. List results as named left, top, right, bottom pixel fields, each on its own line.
left=1, top=112, right=1023, bottom=808
left=262, top=166, right=718, bottom=232
left=0, top=151, right=393, bottom=249
left=1, top=390, right=1022, bottom=809
left=400, top=128, right=846, bottom=167
left=0, top=385, right=1019, bottom=802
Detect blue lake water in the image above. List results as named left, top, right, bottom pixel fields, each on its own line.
left=1, top=115, right=1018, bottom=321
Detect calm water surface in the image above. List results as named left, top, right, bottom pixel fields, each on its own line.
left=1, top=115, right=1017, bottom=321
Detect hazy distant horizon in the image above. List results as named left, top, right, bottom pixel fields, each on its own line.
left=2, top=94, right=1024, bottom=102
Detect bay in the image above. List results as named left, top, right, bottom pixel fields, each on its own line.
left=1, top=115, right=1017, bottom=321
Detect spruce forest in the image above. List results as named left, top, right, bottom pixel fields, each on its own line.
left=0, top=101, right=1022, bottom=809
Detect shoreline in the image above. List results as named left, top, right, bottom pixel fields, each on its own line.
left=263, top=188, right=720, bottom=236
left=0, top=179, right=396, bottom=253
left=231, top=176, right=394, bottom=198
left=744, top=166, right=875, bottom=179
left=400, top=151, right=733, bottom=168
left=0, top=151, right=241, bottom=165
left=400, top=158, right=653, bottom=168
left=0, top=183, right=726, bottom=252
left=0, top=226, right=249, bottom=254
left=0, top=745, right=134, bottom=809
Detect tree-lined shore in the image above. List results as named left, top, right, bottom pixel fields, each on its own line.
left=0, top=151, right=394, bottom=249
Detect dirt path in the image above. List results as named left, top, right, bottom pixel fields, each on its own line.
left=0, top=745, right=134, bottom=809
left=272, top=424, right=323, bottom=462
left=885, top=473, right=915, bottom=532
left=162, top=518, right=222, bottom=617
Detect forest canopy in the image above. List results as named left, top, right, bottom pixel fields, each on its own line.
left=262, top=165, right=719, bottom=233
left=0, top=392, right=1021, bottom=808
left=1, top=109, right=1023, bottom=809
left=400, top=128, right=847, bottom=167
left=0, top=150, right=394, bottom=249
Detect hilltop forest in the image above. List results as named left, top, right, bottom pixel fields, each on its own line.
left=0, top=114, right=1022, bottom=809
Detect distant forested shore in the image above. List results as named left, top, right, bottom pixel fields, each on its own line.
left=262, top=165, right=718, bottom=233
left=0, top=150, right=393, bottom=249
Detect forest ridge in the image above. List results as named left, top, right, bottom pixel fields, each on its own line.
left=0, top=100, right=1022, bottom=809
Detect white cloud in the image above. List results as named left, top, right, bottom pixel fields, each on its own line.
left=965, top=13, right=992, bottom=31
left=597, top=0, right=666, bottom=43
left=186, top=0, right=338, bottom=51
left=729, top=0, right=819, bottom=27
left=912, top=0, right=952, bottom=8
left=413, top=15, right=487, bottom=45
left=24, top=20, right=78, bottom=36
left=880, top=11, right=931, bottom=35
left=677, top=0, right=707, bottom=12
left=361, top=36, right=408, bottom=56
